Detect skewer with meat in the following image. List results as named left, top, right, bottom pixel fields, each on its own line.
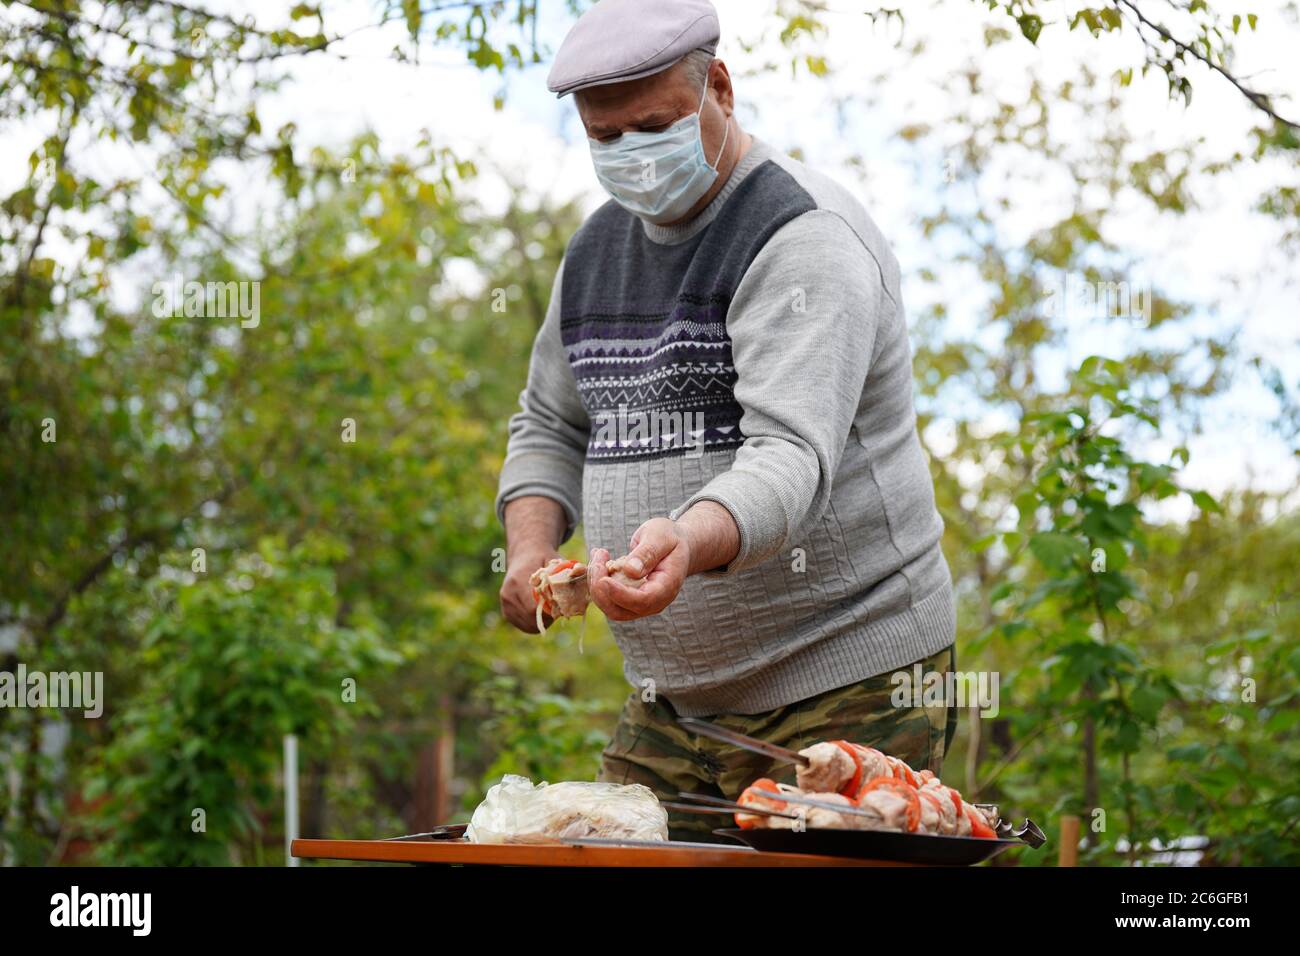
left=529, top=558, right=589, bottom=634
left=530, top=552, right=654, bottom=631
left=765, top=737, right=999, bottom=837
left=527, top=553, right=654, bottom=652
left=680, top=718, right=1004, bottom=839
left=795, top=741, right=890, bottom=797
left=735, top=780, right=884, bottom=832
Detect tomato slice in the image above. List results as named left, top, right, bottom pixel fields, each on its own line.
left=947, top=786, right=964, bottom=816
left=831, top=740, right=864, bottom=798
left=736, top=777, right=784, bottom=829
left=965, top=803, right=997, bottom=839
left=884, top=755, right=919, bottom=788
left=899, top=759, right=920, bottom=790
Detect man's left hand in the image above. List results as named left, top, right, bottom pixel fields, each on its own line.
left=588, top=518, right=691, bottom=622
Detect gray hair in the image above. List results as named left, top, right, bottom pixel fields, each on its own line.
left=676, top=49, right=715, bottom=91
left=574, top=49, right=716, bottom=114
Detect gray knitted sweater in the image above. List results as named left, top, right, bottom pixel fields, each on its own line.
left=496, top=139, right=954, bottom=717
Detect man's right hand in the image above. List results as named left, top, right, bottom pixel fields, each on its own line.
left=500, top=496, right=571, bottom=634
left=500, top=545, right=562, bottom=633
left=500, top=546, right=561, bottom=634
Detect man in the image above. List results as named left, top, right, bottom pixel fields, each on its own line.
left=496, top=0, right=958, bottom=840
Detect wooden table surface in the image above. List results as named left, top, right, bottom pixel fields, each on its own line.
left=292, top=837, right=911, bottom=867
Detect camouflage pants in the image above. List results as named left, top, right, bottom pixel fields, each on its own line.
left=598, top=645, right=958, bottom=843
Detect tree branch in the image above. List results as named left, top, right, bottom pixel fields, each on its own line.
left=1113, top=0, right=1298, bottom=130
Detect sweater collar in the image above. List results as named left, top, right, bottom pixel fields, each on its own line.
left=640, top=137, right=776, bottom=245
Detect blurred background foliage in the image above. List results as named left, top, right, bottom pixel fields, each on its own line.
left=1, top=0, right=1296, bottom=865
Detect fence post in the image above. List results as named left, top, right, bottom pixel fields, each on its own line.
left=284, top=734, right=299, bottom=867
left=1058, top=814, right=1079, bottom=867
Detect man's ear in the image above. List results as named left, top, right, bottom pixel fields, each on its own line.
left=709, top=59, right=735, bottom=114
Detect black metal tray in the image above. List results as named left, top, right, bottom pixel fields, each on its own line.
left=714, top=827, right=1019, bottom=865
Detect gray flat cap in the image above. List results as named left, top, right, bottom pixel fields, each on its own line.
left=547, top=0, right=720, bottom=97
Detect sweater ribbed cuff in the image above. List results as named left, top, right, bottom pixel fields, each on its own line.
left=496, top=450, right=584, bottom=543
left=671, top=468, right=789, bottom=574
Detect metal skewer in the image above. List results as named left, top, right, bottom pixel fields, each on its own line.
left=677, top=717, right=811, bottom=766
left=749, top=788, right=887, bottom=823
left=661, top=800, right=801, bottom=821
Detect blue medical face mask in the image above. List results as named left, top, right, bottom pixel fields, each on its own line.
left=588, top=75, right=731, bottom=225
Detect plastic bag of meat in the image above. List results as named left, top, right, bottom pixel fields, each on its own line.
left=466, top=774, right=670, bottom=845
